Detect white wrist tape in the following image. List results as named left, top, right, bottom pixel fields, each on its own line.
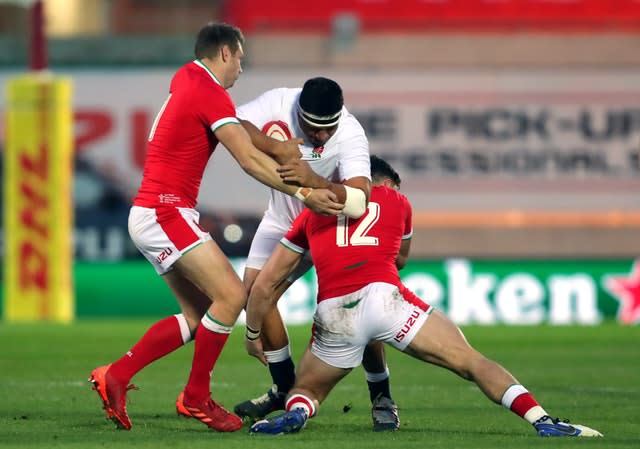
left=294, top=187, right=313, bottom=202
left=245, top=326, right=261, bottom=341
left=342, top=185, right=367, bottom=218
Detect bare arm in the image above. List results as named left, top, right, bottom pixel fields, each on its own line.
left=277, top=159, right=370, bottom=203
left=396, top=238, right=412, bottom=270
left=239, top=119, right=303, bottom=164
left=215, top=123, right=344, bottom=215
left=277, top=159, right=371, bottom=218
left=245, top=244, right=302, bottom=364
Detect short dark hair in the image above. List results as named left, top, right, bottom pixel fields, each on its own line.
left=370, top=155, right=401, bottom=187
left=194, top=22, right=244, bottom=59
left=298, top=77, right=344, bottom=127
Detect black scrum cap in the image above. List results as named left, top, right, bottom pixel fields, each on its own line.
left=297, top=77, right=343, bottom=127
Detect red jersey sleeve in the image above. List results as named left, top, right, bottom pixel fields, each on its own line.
left=281, top=209, right=311, bottom=253
left=401, top=193, right=413, bottom=240
left=193, top=84, right=238, bottom=132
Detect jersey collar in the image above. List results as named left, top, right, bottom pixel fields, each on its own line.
left=193, top=59, right=222, bottom=86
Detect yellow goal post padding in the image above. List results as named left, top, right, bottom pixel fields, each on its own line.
left=3, top=73, right=74, bottom=322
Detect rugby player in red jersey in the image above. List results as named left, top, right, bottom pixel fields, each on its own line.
left=245, top=156, right=602, bottom=438
left=88, top=22, right=343, bottom=432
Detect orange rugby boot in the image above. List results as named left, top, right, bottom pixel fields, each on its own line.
left=88, top=364, right=137, bottom=430
left=175, top=391, right=191, bottom=418
left=178, top=392, right=243, bottom=432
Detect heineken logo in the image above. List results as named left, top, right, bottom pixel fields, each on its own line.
left=404, top=259, right=602, bottom=325
left=232, top=258, right=640, bottom=326
left=603, top=260, right=640, bottom=324
left=402, top=259, right=640, bottom=326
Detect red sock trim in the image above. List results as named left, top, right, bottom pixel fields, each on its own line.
left=510, top=393, right=540, bottom=418
left=287, top=394, right=316, bottom=417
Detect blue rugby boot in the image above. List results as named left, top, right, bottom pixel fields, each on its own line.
left=249, top=408, right=308, bottom=435
left=534, top=415, right=602, bottom=437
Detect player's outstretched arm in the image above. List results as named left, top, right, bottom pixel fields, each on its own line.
left=215, top=123, right=342, bottom=215
left=239, top=119, right=302, bottom=164
left=278, top=159, right=370, bottom=218
left=245, top=244, right=302, bottom=363
left=299, top=188, right=345, bottom=216
left=396, top=238, right=412, bottom=270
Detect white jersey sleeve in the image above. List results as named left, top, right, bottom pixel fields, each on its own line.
left=236, top=87, right=299, bottom=127
left=335, top=109, right=371, bottom=182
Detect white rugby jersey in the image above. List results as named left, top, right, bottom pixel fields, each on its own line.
left=237, top=87, right=371, bottom=229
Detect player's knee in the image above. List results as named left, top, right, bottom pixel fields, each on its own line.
left=222, top=276, right=248, bottom=302
left=249, top=279, right=271, bottom=304
left=242, top=270, right=258, bottom=293
left=234, top=283, right=249, bottom=304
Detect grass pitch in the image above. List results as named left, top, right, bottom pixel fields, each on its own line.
left=0, top=321, right=638, bottom=449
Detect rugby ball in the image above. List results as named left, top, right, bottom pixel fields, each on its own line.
left=261, top=120, right=292, bottom=142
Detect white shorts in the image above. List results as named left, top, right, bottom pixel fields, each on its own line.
left=128, top=206, right=212, bottom=275
left=311, top=282, right=432, bottom=369
left=246, top=217, right=313, bottom=282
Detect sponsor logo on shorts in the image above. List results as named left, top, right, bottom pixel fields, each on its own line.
left=156, top=247, right=173, bottom=264
left=394, top=309, right=422, bottom=343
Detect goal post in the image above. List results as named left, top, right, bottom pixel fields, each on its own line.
left=3, top=73, right=74, bottom=323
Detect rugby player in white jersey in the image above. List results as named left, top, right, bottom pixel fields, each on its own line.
left=231, top=77, right=401, bottom=431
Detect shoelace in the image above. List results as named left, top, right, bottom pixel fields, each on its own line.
left=536, top=416, right=572, bottom=426
left=373, top=399, right=398, bottom=412
left=253, top=393, right=272, bottom=405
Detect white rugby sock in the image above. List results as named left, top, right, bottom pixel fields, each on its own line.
left=264, top=345, right=292, bottom=363
left=174, top=313, right=194, bottom=343
left=201, top=312, right=233, bottom=334
left=365, top=366, right=390, bottom=383
left=501, top=384, right=547, bottom=424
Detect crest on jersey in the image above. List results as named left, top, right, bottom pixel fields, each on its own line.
left=311, top=146, right=324, bottom=159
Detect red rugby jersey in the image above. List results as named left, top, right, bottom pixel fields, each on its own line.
left=134, top=60, right=239, bottom=208
left=283, top=185, right=413, bottom=302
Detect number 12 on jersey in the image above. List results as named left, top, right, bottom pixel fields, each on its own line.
left=335, top=202, right=380, bottom=247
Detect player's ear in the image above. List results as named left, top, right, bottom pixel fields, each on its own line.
left=220, top=45, right=230, bottom=62
left=383, top=178, right=399, bottom=190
